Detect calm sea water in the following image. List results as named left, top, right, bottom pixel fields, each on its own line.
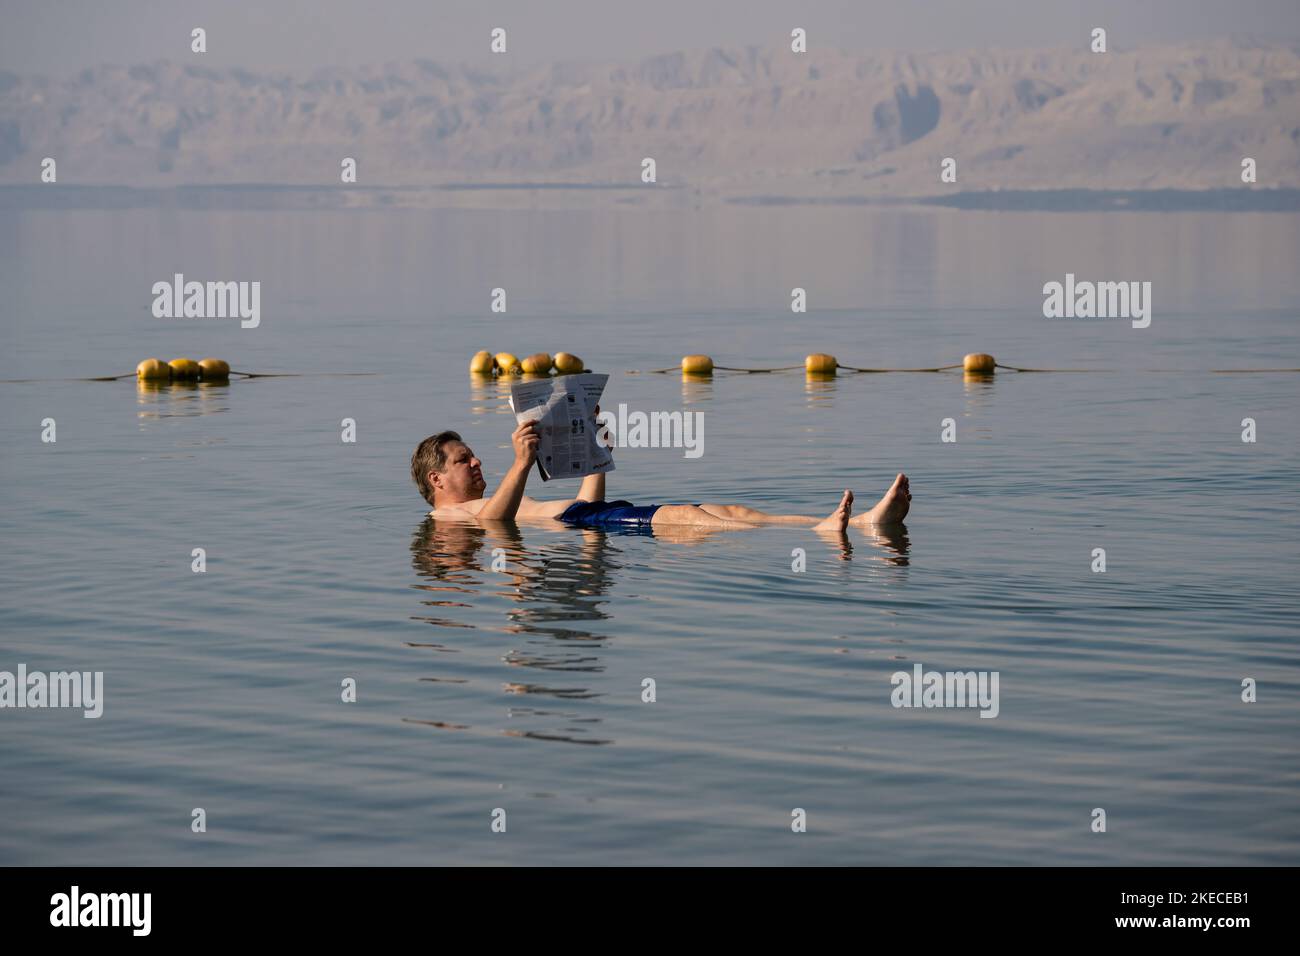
left=1, top=205, right=1298, bottom=864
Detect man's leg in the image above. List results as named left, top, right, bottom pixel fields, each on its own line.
left=696, top=503, right=818, bottom=524
left=651, top=505, right=760, bottom=530
left=663, top=491, right=853, bottom=532
left=697, top=473, right=911, bottom=529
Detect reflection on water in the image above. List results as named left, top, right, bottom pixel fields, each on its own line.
left=810, top=523, right=912, bottom=567
left=467, top=375, right=516, bottom=416
left=804, top=372, right=837, bottom=408
left=406, top=512, right=914, bottom=745
left=961, top=370, right=997, bottom=439
left=135, top=379, right=231, bottom=423
left=409, top=518, right=621, bottom=745
left=680, top=371, right=713, bottom=406
left=863, top=525, right=911, bottom=568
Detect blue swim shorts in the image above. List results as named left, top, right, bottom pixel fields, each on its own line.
left=558, top=499, right=662, bottom=528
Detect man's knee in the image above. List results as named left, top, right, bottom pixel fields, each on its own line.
left=656, top=504, right=712, bottom=526
left=698, top=503, right=745, bottom=520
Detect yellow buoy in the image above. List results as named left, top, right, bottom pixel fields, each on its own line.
left=136, top=357, right=172, bottom=381
left=198, top=357, right=230, bottom=381
left=681, top=354, right=714, bottom=375
left=469, top=350, right=495, bottom=375
left=963, top=353, right=996, bottom=374
left=805, top=353, right=838, bottom=375
left=553, top=352, right=584, bottom=374
left=169, top=357, right=201, bottom=380
left=495, top=352, right=521, bottom=375
left=521, top=352, right=554, bottom=374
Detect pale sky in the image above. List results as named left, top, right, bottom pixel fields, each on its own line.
left=2, top=0, right=1298, bottom=78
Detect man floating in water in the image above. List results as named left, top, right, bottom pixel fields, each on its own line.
left=410, top=412, right=911, bottom=533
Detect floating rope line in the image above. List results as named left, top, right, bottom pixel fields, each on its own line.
left=993, top=362, right=1100, bottom=372
left=837, top=363, right=964, bottom=373
left=0, top=360, right=378, bottom=385
left=715, top=364, right=804, bottom=373
left=13, top=348, right=1297, bottom=386
left=634, top=364, right=804, bottom=374
left=1209, top=367, right=1300, bottom=373
left=618, top=353, right=1300, bottom=376
left=621, top=361, right=800, bottom=374
left=998, top=366, right=1300, bottom=373
left=631, top=354, right=1012, bottom=375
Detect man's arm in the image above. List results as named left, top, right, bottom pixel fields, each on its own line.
left=577, top=472, right=604, bottom=502
left=576, top=404, right=610, bottom=502
left=478, top=420, right=539, bottom=521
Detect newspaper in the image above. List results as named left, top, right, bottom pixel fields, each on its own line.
left=508, top=373, right=614, bottom=481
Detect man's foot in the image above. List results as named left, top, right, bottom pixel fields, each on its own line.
left=813, top=489, right=854, bottom=532
left=852, top=473, right=911, bottom=527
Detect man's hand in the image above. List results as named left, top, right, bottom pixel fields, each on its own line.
left=512, top=419, right=540, bottom=467
left=479, top=420, right=538, bottom=521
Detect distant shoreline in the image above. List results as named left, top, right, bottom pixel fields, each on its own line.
left=2, top=184, right=1297, bottom=212
left=731, top=188, right=1300, bottom=212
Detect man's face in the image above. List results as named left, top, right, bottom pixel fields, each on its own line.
left=432, top=441, right=486, bottom=503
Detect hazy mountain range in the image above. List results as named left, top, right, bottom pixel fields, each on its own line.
left=2, top=39, right=1298, bottom=206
